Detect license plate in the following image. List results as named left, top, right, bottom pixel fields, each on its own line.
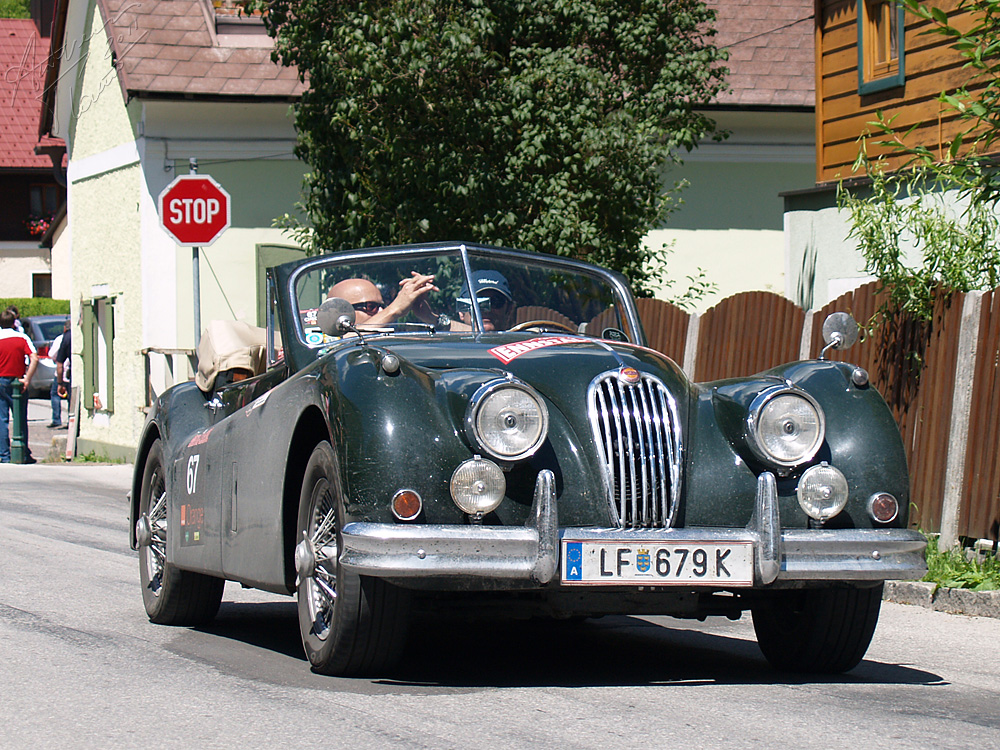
left=561, top=540, right=754, bottom=586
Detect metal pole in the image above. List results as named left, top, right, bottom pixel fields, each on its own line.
left=10, top=380, right=26, bottom=463
left=190, top=157, right=202, bottom=347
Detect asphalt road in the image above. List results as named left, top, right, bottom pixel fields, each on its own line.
left=2, top=463, right=999, bottom=749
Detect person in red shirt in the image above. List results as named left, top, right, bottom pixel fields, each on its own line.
left=0, top=307, right=38, bottom=463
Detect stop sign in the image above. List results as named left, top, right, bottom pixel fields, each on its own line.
left=158, top=175, right=231, bottom=246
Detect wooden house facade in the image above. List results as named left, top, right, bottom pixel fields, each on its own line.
left=814, top=0, right=985, bottom=183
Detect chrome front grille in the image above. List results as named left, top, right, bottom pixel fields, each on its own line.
left=587, top=371, right=681, bottom=529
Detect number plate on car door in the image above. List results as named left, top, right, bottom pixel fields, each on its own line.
left=561, top=540, right=754, bottom=586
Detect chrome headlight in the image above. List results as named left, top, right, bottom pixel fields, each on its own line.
left=465, top=379, right=549, bottom=461
left=747, top=386, right=825, bottom=467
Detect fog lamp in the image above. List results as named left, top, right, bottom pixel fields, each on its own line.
left=450, top=456, right=505, bottom=516
left=868, top=492, right=899, bottom=524
left=796, top=462, right=849, bottom=521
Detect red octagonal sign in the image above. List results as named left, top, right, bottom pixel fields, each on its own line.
left=158, top=174, right=231, bottom=246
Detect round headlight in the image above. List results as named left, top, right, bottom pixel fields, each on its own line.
left=450, top=457, right=506, bottom=515
left=466, top=380, right=549, bottom=461
left=748, top=388, right=825, bottom=467
left=797, top=462, right=849, bottom=521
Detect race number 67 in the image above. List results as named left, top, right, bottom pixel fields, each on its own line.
left=186, top=454, right=201, bottom=495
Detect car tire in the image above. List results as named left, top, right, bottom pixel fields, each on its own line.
left=296, top=441, right=410, bottom=676
left=751, top=583, right=883, bottom=674
left=138, top=439, right=224, bottom=625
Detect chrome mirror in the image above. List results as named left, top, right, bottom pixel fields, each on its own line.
left=317, top=297, right=356, bottom=337
left=819, top=312, right=859, bottom=359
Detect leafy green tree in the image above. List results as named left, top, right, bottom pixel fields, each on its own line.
left=839, top=157, right=1000, bottom=325
left=0, top=0, right=29, bottom=18
left=253, top=0, right=727, bottom=293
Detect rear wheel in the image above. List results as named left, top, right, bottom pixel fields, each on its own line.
left=136, top=439, right=224, bottom=625
left=295, top=441, right=410, bottom=676
left=751, top=584, right=883, bottom=673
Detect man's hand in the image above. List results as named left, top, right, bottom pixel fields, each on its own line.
left=368, top=272, right=439, bottom=326
left=21, top=351, right=38, bottom=392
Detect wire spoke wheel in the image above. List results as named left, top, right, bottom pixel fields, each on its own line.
left=136, top=439, right=223, bottom=626
left=304, top=488, right=338, bottom=640
left=295, top=441, right=411, bottom=676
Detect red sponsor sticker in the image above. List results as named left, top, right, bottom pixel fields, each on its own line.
left=187, top=428, right=213, bottom=448
left=488, top=336, right=580, bottom=364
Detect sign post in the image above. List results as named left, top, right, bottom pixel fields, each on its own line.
left=157, top=164, right=231, bottom=346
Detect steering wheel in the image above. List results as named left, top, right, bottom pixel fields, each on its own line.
left=509, top=319, right=578, bottom=333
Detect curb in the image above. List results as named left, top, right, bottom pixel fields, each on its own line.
left=884, top=580, right=1000, bottom=619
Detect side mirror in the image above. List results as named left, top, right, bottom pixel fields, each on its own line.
left=317, top=297, right=356, bottom=337
left=819, top=312, right=859, bottom=359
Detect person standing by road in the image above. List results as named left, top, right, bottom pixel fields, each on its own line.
left=48, top=320, right=70, bottom=428
left=0, top=308, right=38, bottom=463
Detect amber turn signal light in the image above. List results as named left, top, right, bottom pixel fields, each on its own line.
left=391, top=489, right=423, bottom=521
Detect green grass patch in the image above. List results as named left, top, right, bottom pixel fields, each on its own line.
left=71, top=450, right=127, bottom=465
left=923, top=534, right=1000, bottom=591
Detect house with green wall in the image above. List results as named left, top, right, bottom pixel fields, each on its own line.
left=40, top=0, right=306, bottom=458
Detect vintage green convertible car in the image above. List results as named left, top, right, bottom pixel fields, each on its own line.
left=129, top=242, right=926, bottom=676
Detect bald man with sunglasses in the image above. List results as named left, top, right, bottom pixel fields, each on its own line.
left=328, top=272, right=438, bottom=327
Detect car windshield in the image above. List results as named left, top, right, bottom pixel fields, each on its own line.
left=291, top=246, right=633, bottom=347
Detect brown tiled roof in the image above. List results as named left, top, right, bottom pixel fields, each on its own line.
left=0, top=19, right=63, bottom=169
left=97, top=0, right=304, bottom=99
left=708, top=0, right=815, bottom=108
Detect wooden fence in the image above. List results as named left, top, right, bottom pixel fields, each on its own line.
left=638, top=281, right=1000, bottom=545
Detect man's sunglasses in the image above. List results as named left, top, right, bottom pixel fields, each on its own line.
left=352, top=300, right=384, bottom=315
left=456, top=293, right=510, bottom=312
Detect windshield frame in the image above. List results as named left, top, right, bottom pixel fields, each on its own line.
left=274, top=242, right=645, bottom=369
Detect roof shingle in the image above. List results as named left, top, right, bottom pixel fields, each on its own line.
left=708, top=0, right=815, bottom=108
left=98, top=0, right=304, bottom=99
left=81, top=1, right=808, bottom=107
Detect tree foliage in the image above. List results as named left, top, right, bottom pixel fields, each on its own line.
left=253, top=0, right=727, bottom=293
left=839, top=157, right=1000, bottom=325
left=0, top=0, right=29, bottom=18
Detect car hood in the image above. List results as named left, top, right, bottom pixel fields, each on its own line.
left=363, top=332, right=692, bottom=401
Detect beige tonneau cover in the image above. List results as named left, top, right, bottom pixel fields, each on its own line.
left=195, top=320, right=266, bottom=392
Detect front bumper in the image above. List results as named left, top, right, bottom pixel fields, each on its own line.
left=339, top=471, right=928, bottom=586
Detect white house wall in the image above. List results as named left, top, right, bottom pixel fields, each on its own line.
left=648, top=110, right=816, bottom=311
left=784, top=201, right=874, bottom=310
left=0, top=243, right=51, bottom=297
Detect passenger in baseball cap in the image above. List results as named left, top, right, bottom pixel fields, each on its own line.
left=455, top=270, right=515, bottom=331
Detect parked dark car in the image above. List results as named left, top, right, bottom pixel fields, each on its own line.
left=22, top=314, right=69, bottom=398
left=129, top=243, right=926, bottom=677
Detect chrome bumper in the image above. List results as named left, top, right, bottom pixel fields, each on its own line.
left=339, top=471, right=928, bottom=586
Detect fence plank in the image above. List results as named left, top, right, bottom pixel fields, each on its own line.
left=694, top=291, right=805, bottom=381
left=962, top=290, right=1000, bottom=542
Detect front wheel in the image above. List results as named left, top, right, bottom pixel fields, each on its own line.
left=751, top=584, right=883, bottom=673
left=136, top=439, right=224, bottom=625
left=295, top=441, right=410, bottom=676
